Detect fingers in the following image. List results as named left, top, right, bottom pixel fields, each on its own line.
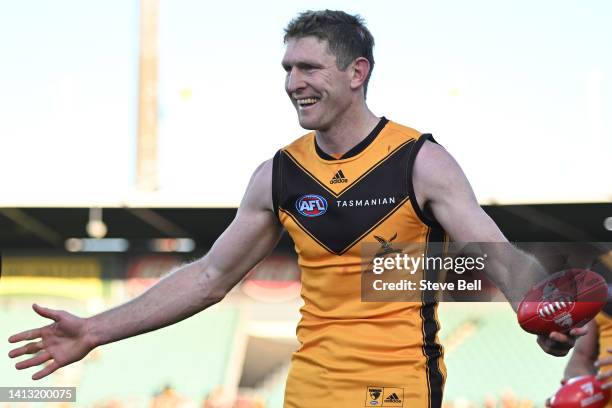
left=539, top=327, right=588, bottom=357
left=549, top=331, right=573, bottom=343
left=537, top=334, right=571, bottom=357
left=542, top=327, right=586, bottom=345
left=596, top=370, right=612, bottom=382
left=595, top=356, right=612, bottom=368
left=32, top=360, right=60, bottom=381
left=551, top=329, right=583, bottom=345
left=15, top=350, right=52, bottom=370
left=595, top=349, right=612, bottom=388
left=568, top=326, right=588, bottom=337
left=8, top=328, right=43, bottom=343
left=597, top=370, right=612, bottom=390
left=32, top=303, right=61, bottom=322
left=602, top=380, right=612, bottom=390
left=8, top=304, right=59, bottom=343
left=8, top=341, right=44, bottom=359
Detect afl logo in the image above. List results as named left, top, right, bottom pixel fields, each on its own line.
left=295, top=194, right=328, bottom=217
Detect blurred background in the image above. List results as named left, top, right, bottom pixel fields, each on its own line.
left=1, top=0, right=611, bottom=407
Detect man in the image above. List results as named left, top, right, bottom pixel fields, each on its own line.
left=546, top=307, right=611, bottom=407
left=559, top=259, right=612, bottom=398
left=561, top=316, right=612, bottom=388
left=9, top=10, right=581, bottom=408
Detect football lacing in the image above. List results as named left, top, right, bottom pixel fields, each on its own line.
left=538, top=300, right=574, bottom=318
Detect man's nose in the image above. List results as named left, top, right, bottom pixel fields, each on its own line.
left=286, top=67, right=306, bottom=94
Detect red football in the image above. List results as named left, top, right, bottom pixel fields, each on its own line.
left=517, top=269, right=608, bottom=335
left=549, top=375, right=610, bottom=408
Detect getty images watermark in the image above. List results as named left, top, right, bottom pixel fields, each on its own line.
left=361, top=241, right=612, bottom=302
left=360, top=241, right=495, bottom=302
left=370, top=252, right=487, bottom=292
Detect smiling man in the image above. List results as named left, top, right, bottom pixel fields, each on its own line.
left=8, top=10, right=582, bottom=408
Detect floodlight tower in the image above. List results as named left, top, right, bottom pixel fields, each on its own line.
left=136, top=0, right=159, bottom=192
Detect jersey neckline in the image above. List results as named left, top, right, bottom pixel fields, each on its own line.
left=314, top=117, right=389, bottom=161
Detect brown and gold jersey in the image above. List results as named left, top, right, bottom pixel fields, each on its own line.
left=273, top=118, right=447, bottom=408
left=595, top=310, right=612, bottom=408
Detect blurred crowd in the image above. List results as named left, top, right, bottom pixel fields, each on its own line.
left=91, top=385, right=266, bottom=408
left=442, top=390, right=538, bottom=408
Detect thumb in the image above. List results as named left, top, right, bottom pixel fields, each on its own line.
left=32, top=303, right=60, bottom=321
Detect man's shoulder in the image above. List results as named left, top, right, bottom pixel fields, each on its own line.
left=384, top=120, right=424, bottom=141
left=277, top=131, right=315, bottom=154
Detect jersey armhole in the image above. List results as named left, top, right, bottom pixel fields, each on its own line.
left=272, top=150, right=283, bottom=217
left=407, top=133, right=442, bottom=228
left=602, top=303, right=612, bottom=318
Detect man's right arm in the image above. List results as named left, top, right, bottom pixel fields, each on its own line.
left=88, top=159, right=282, bottom=346
left=9, top=159, right=283, bottom=379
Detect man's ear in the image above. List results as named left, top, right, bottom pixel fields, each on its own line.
left=349, top=57, right=371, bottom=91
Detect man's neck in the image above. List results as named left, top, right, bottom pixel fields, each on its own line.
left=315, top=107, right=380, bottom=158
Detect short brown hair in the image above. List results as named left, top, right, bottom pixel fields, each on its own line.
left=284, top=10, right=375, bottom=96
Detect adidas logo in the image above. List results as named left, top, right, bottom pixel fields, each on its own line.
left=330, top=169, right=348, bottom=184
left=384, top=393, right=402, bottom=404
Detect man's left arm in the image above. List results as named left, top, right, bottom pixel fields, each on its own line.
left=412, top=139, right=586, bottom=356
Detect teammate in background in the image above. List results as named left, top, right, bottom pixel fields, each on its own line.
left=561, top=259, right=612, bottom=394
left=546, top=311, right=612, bottom=408
left=9, top=10, right=583, bottom=408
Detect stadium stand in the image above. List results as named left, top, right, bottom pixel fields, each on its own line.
left=1, top=302, right=239, bottom=407
left=439, top=303, right=569, bottom=406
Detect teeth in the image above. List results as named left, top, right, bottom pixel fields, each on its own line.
left=297, top=97, right=319, bottom=106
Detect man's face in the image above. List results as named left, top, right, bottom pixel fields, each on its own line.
left=282, top=36, right=353, bottom=131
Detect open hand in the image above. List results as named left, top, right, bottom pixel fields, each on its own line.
left=8, top=304, right=95, bottom=380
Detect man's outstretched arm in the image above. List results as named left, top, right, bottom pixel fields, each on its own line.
left=413, top=139, right=586, bottom=356
left=412, top=140, right=546, bottom=305
left=8, top=159, right=282, bottom=380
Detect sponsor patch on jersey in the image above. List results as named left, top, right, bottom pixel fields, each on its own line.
left=382, top=389, right=403, bottom=406
left=364, top=387, right=404, bottom=407
left=366, top=387, right=383, bottom=406
left=330, top=169, right=348, bottom=184
left=295, top=194, right=328, bottom=217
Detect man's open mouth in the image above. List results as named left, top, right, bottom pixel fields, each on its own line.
left=297, top=97, right=320, bottom=108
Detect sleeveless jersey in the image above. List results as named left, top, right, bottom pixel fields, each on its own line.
left=595, top=310, right=612, bottom=408
left=272, top=118, right=448, bottom=408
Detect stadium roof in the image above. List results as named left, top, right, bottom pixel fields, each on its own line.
left=0, top=203, right=610, bottom=251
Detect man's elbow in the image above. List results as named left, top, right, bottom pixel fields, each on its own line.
left=194, top=259, right=234, bottom=305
